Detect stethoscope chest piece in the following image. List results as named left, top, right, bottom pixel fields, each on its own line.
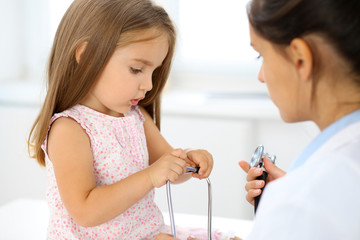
left=250, top=145, right=276, bottom=170
left=250, top=145, right=276, bottom=214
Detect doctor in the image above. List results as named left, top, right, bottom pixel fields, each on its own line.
left=238, top=0, right=360, bottom=239
left=157, top=0, right=360, bottom=239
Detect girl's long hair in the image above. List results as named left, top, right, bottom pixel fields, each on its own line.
left=28, top=0, right=176, bottom=166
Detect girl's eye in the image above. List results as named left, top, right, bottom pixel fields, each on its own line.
left=130, top=67, right=142, bottom=74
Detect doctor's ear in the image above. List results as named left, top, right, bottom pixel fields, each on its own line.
left=75, top=42, right=88, bottom=64
left=289, top=38, right=313, bottom=82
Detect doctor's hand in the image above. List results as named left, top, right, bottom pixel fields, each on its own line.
left=185, top=149, right=213, bottom=179
left=239, top=157, right=286, bottom=205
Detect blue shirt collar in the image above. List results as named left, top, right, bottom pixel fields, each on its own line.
left=289, top=109, right=360, bottom=171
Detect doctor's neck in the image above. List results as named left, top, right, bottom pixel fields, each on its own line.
left=310, top=70, right=360, bottom=130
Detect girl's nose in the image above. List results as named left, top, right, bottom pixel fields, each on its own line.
left=140, top=75, right=153, bottom=91
left=258, top=65, right=265, bottom=83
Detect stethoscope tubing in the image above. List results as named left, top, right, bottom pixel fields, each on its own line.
left=166, top=181, right=176, bottom=237
left=254, top=171, right=267, bottom=213
left=166, top=166, right=212, bottom=239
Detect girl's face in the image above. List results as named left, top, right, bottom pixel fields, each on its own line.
left=82, top=30, right=169, bottom=117
left=249, top=25, right=309, bottom=122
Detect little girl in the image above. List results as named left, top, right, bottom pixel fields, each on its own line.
left=27, top=0, right=229, bottom=239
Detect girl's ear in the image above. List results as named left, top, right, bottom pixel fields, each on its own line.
left=289, top=38, right=313, bottom=82
left=75, top=42, right=88, bottom=64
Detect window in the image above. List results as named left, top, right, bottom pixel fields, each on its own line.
left=1, top=0, right=264, bottom=94
left=49, top=0, right=74, bottom=39
left=0, top=0, right=50, bottom=82
left=160, top=0, right=264, bottom=93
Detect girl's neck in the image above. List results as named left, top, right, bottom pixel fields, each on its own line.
left=79, top=95, right=125, bottom=118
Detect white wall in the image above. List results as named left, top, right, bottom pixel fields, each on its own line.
left=0, top=83, right=46, bottom=205
left=0, top=105, right=47, bottom=204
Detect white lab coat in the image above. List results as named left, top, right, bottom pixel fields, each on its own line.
left=246, top=121, right=360, bottom=240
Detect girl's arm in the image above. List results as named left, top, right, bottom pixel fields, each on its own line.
left=140, top=107, right=173, bottom=164
left=47, top=117, right=187, bottom=227
left=141, top=107, right=214, bottom=180
left=140, top=107, right=193, bottom=184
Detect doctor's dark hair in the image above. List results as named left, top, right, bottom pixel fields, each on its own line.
left=28, top=0, right=176, bottom=166
left=247, top=0, right=360, bottom=79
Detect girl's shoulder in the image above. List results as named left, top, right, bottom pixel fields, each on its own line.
left=50, top=104, right=92, bottom=134
left=45, top=105, right=95, bottom=149
left=44, top=109, right=93, bottom=163
left=50, top=104, right=84, bottom=124
left=48, top=116, right=89, bottom=145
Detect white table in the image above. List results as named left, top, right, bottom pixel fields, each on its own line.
left=0, top=199, right=49, bottom=239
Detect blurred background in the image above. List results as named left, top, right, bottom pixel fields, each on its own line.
left=0, top=0, right=319, bottom=223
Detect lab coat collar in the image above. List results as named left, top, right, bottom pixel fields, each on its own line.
left=289, top=109, right=360, bottom=171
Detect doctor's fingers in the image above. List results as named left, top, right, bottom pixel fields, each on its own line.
left=246, top=167, right=263, bottom=181
left=263, top=157, right=286, bottom=181
left=246, top=189, right=261, bottom=206
left=238, top=160, right=250, bottom=173
left=245, top=179, right=265, bottom=192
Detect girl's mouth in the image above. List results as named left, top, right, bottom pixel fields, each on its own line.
left=130, top=97, right=144, bottom=106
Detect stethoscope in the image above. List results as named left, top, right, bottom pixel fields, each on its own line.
left=166, top=166, right=212, bottom=239
left=249, top=145, right=276, bottom=214
left=165, top=145, right=274, bottom=238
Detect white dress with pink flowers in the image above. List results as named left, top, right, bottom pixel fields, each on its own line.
left=43, top=104, right=228, bottom=239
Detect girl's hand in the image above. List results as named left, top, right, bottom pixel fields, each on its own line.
left=147, top=149, right=188, bottom=188
left=238, top=157, right=286, bottom=205
left=186, top=149, right=213, bottom=179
